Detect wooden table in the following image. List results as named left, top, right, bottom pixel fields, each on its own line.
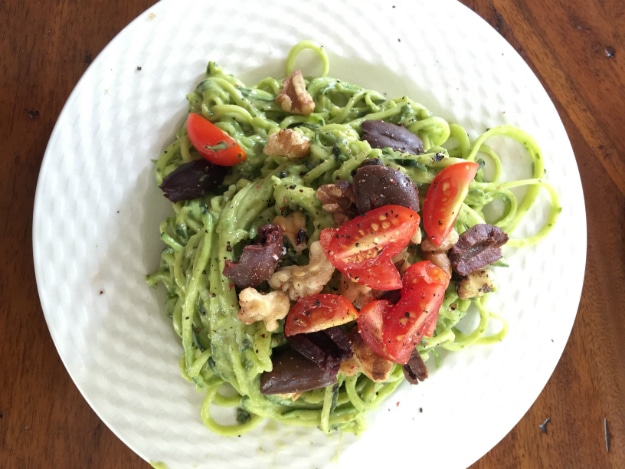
left=2, top=1, right=623, bottom=467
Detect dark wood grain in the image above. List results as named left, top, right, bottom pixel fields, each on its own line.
left=2, top=1, right=624, bottom=467
left=467, top=1, right=625, bottom=468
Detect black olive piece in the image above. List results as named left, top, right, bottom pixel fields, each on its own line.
left=159, top=158, right=228, bottom=202
left=403, top=349, right=429, bottom=385
left=361, top=120, right=424, bottom=155
left=352, top=163, right=420, bottom=213
left=287, top=327, right=353, bottom=375
left=448, top=224, right=509, bottom=276
left=222, top=224, right=285, bottom=288
left=260, top=347, right=337, bottom=395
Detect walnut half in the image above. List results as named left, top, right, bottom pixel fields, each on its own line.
left=339, top=331, right=394, bottom=382
left=316, top=181, right=357, bottom=226
left=267, top=241, right=335, bottom=301
left=237, top=287, right=290, bottom=331
left=264, top=129, right=310, bottom=159
left=456, top=269, right=495, bottom=299
left=421, top=228, right=458, bottom=277
left=276, top=70, right=315, bottom=115
left=273, top=211, right=308, bottom=254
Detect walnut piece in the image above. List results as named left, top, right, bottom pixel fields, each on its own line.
left=421, top=228, right=459, bottom=252
left=422, top=251, right=452, bottom=277
left=276, top=69, right=315, bottom=115
left=273, top=211, right=308, bottom=254
left=392, top=248, right=412, bottom=276
left=456, top=269, right=495, bottom=299
left=268, top=241, right=335, bottom=301
left=339, top=331, right=394, bottom=382
left=316, top=181, right=357, bottom=226
left=275, top=391, right=303, bottom=401
left=411, top=228, right=422, bottom=245
left=264, top=129, right=310, bottom=159
left=339, top=274, right=375, bottom=310
left=237, top=287, right=290, bottom=332
left=420, top=228, right=457, bottom=276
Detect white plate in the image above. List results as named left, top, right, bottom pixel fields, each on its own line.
left=33, top=0, right=586, bottom=468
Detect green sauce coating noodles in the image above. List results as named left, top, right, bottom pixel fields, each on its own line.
left=147, top=42, right=561, bottom=436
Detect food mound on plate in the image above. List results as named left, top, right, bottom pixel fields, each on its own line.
left=147, top=41, right=560, bottom=436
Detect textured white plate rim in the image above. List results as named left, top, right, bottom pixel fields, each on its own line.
left=33, top=1, right=586, bottom=468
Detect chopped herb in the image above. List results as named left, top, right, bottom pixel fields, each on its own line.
left=236, top=408, right=252, bottom=424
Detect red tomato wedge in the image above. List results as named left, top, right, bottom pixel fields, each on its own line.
left=319, top=205, right=420, bottom=290
left=342, top=259, right=402, bottom=291
left=357, top=261, right=450, bottom=364
left=355, top=299, right=389, bottom=359
left=401, top=258, right=451, bottom=296
left=186, top=113, right=246, bottom=166
left=422, top=161, right=479, bottom=246
left=284, top=293, right=359, bottom=337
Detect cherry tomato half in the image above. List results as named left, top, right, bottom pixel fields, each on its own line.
left=284, top=293, right=359, bottom=337
left=422, top=161, right=479, bottom=246
left=401, top=258, right=451, bottom=295
left=356, top=299, right=391, bottom=360
left=186, top=113, right=246, bottom=166
left=357, top=261, right=450, bottom=364
left=319, top=205, right=420, bottom=291
left=341, top=259, right=404, bottom=292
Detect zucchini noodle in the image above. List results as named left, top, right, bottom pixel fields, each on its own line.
left=147, top=42, right=560, bottom=436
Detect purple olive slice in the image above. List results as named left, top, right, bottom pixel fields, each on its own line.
left=352, top=163, right=420, bottom=213
left=260, top=347, right=337, bottom=395
left=159, top=158, right=228, bottom=202
left=361, top=120, right=424, bottom=155
left=223, top=224, right=285, bottom=288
